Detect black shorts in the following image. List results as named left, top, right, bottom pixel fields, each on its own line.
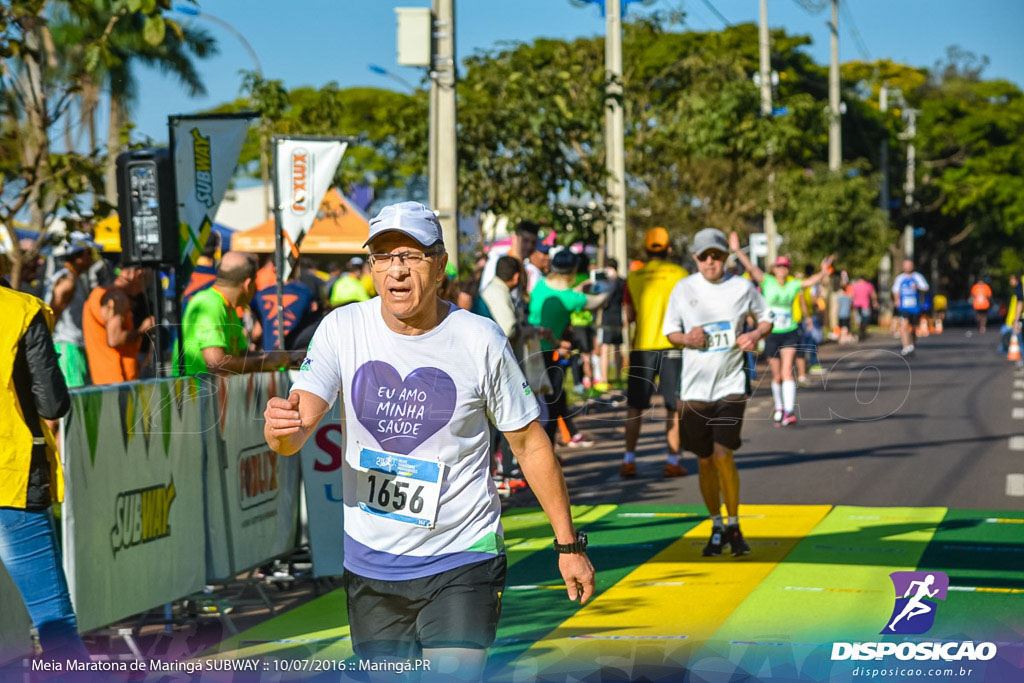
left=343, top=556, right=506, bottom=659
left=627, top=349, right=681, bottom=411
left=898, top=310, right=920, bottom=326
left=571, top=326, right=595, bottom=353
left=597, top=326, right=623, bottom=346
left=838, top=317, right=851, bottom=328
left=681, top=395, right=747, bottom=458
left=763, top=329, right=802, bottom=357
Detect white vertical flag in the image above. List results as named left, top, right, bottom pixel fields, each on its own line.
left=170, top=115, right=252, bottom=267
left=274, top=137, right=347, bottom=280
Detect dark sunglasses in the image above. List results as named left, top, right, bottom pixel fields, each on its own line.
left=696, top=250, right=727, bottom=262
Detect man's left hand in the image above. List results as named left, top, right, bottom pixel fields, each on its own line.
left=737, top=331, right=761, bottom=352
left=558, top=552, right=596, bottom=604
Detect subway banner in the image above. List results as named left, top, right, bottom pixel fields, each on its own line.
left=170, top=114, right=254, bottom=269
left=61, top=378, right=208, bottom=632
left=204, top=372, right=301, bottom=581
left=0, top=561, right=33, bottom=666
left=273, top=135, right=347, bottom=280
left=297, top=400, right=345, bottom=577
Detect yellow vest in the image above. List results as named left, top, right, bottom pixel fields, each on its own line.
left=0, top=288, right=63, bottom=508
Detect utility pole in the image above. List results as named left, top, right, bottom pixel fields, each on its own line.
left=878, top=85, right=892, bottom=318
left=604, top=0, right=628, bottom=275
left=828, top=0, right=841, bottom=171
left=429, top=0, right=459, bottom=266
left=902, top=108, right=917, bottom=262
left=758, top=0, right=778, bottom=267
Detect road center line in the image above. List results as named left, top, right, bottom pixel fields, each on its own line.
left=1014, top=407, right=1024, bottom=420
left=1013, top=391, right=1024, bottom=401
left=1007, top=474, right=1024, bottom=497
left=1010, top=437, right=1024, bottom=451
left=1016, top=380, right=1024, bottom=389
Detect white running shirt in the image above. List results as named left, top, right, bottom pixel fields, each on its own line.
left=662, top=273, right=772, bottom=402
left=291, top=299, right=540, bottom=580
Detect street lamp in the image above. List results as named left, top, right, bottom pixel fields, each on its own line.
left=173, top=5, right=263, bottom=75
left=367, top=64, right=417, bottom=93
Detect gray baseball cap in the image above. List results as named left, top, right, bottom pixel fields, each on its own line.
left=690, top=228, right=728, bottom=256
left=363, top=201, right=444, bottom=249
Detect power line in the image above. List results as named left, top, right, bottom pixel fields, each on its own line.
left=697, top=0, right=730, bottom=27
left=791, top=0, right=827, bottom=13
left=840, top=0, right=871, bottom=60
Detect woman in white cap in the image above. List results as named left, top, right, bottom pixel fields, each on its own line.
left=728, top=232, right=833, bottom=426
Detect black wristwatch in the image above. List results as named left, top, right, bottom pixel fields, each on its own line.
left=553, top=530, right=588, bottom=554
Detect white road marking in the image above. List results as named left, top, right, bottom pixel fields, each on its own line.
left=1014, top=407, right=1024, bottom=420
left=1016, top=379, right=1024, bottom=388
left=1013, top=391, right=1024, bottom=401
left=1007, top=474, right=1024, bottom=497
left=1010, top=437, right=1024, bottom=451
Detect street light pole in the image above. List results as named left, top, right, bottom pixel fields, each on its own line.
left=605, top=0, right=627, bottom=275
left=828, top=0, right=841, bottom=171
left=429, top=0, right=459, bottom=267
left=758, top=0, right=778, bottom=268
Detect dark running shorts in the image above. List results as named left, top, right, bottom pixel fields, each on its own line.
left=898, top=310, right=920, bottom=326
left=597, top=326, right=624, bottom=346
left=763, top=329, right=802, bottom=357
left=627, top=349, right=682, bottom=411
left=343, top=556, right=506, bottom=660
left=571, top=326, right=595, bottom=354
left=681, top=395, right=747, bottom=458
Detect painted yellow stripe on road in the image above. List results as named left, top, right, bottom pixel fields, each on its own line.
left=502, top=504, right=831, bottom=681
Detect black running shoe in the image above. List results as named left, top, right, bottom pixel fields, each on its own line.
left=702, top=527, right=724, bottom=556
left=723, top=525, right=751, bottom=556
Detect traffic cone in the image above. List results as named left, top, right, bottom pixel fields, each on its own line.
left=557, top=416, right=572, bottom=445
left=917, top=317, right=930, bottom=337
left=934, top=318, right=944, bottom=334
left=1008, top=334, right=1021, bottom=362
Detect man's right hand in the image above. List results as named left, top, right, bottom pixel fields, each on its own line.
left=264, top=392, right=302, bottom=436
left=683, top=327, right=706, bottom=349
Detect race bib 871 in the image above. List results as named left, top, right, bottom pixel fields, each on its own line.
left=701, top=321, right=735, bottom=352
left=355, top=447, right=444, bottom=528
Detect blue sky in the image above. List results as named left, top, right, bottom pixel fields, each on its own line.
left=128, top=0, right=1024, bottom=142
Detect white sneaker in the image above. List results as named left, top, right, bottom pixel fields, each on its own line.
left=773, top=409, right=783, bottom=423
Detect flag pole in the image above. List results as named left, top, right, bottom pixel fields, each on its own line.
left=272, top=137, right=285, bottom=351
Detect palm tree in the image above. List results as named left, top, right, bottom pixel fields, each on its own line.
left=50, top=2, right=217, bottom=210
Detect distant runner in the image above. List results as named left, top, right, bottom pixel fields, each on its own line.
left=729, top=233, right=833, bottom=426
left=892, top=260, right=930, bottom=356
left=970, top=278, right=992, bottom=334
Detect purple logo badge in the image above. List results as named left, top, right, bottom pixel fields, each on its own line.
left=352, top=361, right=457, bottom=455
left=881, top=571, right=949, bottom=635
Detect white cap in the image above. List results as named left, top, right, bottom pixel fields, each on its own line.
left=364, top=201, right=444, bottom=249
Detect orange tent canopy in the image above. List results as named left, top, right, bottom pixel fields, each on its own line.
left=231, top=188, right=370, bottom=254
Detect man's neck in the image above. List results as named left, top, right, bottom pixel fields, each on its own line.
left=213, top=284, right=240, bottom=308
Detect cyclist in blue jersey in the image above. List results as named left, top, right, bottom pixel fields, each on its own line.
left=891, top=259, right=929, bottom=356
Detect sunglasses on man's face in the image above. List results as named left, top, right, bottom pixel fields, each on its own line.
left=696, top=250, right=727, bottom=262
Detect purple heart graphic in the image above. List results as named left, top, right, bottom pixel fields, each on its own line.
left=352, top=361, right=457, bottom=455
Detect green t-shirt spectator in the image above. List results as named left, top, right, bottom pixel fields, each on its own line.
left=761, top=277, right=803, bottom=334
left=528, top=278, right=588, bottom=351
left=330, top=275, right=371, bottom=306
left=181, top=287, right=247, bottom=375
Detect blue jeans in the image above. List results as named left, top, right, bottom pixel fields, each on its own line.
left=0, top=508, right=89, bottom=661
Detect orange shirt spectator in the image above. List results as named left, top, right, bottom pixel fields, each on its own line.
left=83, top=266, right=155, bottom=384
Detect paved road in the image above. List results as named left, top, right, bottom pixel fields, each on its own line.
left=526, top=328, right=1024, bottom=511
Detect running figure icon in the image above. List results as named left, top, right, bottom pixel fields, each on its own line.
left=887, top=574, right=939, bottom=632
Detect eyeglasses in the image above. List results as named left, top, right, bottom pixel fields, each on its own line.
left=695, top=250, right=727, bottom=262
left=368, top=250, right=442, bottom=271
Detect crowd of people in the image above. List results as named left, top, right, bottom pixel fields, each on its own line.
left=3, top=201, right=1018, bottom=676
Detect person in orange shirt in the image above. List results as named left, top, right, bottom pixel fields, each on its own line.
left=83, top=265, right=156, bottom=384
left=970, top=278, right=992, bottom=334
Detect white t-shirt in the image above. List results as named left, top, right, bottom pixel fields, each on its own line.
left=662, top=273, right=772, bottom=402
left=291, top=299, right=540, bottom=580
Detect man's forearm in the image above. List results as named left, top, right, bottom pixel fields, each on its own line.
left=508, top=422, right=576, bottom=543
left=755, top=321, right=773, bottom=339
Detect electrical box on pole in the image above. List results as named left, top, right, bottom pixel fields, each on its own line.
left=395, top=7, right=432, bottom=66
